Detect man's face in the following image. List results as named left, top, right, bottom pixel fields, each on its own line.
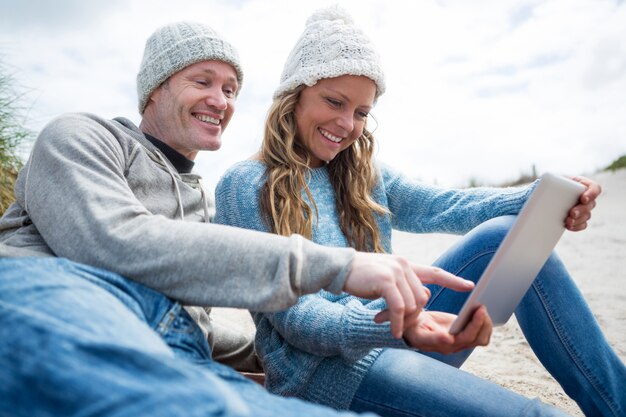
left=144, top=60, right=238, bottom=160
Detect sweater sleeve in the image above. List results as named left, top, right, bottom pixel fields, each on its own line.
left=258, top=294, right=408, bottom=361
left=18, top=114, right=353, bottom=310
left=215, top=161, right=408, bottom=360
left=380, top=163, right=536, bottom=235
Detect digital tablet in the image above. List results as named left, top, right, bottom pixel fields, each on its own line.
left=449, top=173, right=586, bottom=335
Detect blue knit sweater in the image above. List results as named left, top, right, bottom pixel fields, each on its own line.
left=214, top=160, right=534, bottom=410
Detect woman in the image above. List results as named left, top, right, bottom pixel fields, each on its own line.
left=214, top=6, right=625, bottom=417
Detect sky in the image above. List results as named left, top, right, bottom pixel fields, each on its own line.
left=1, top=0, right=625, bottom=188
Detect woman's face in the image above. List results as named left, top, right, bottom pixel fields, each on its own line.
left=294, top=75, right=376, bottom=168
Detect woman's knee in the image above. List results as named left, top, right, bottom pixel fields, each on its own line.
left=433, top=216, right=516, bottom=273
left=465, top=215, right=516, bottom=248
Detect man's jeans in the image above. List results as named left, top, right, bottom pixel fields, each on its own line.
left=0, top=257, right=375, bottom=417
left=351, top=216, right=625, bottom=417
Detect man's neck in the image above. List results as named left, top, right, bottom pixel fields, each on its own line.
left=143, top=133, right=195, bottom=174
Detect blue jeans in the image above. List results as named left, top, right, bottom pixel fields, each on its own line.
left=0, top=257, right=377, bottom=417
left=350, top=216, right=625, bottom=417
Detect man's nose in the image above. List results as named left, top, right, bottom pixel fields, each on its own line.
left=204, top=88, right=228, bottom=110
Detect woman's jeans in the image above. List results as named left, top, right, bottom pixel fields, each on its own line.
left=0, top=257, right=377, bottom=417
left=350, top=216, right=625, bottom=417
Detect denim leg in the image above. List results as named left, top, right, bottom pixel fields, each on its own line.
left=420, top=216, right=626, bottom=417
left=0, top=257, right=251, bottom=417
left=515, top=255, right=626, bottom=417
left=350, top=348, right=571, bottom=417
left=0, top=257, right=377, bottom=417
left=191, top=356, right=380, bottom=417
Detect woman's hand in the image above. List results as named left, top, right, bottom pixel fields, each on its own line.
left=566, top=176, right=602, bottom=232
left=402, top=306, right=492, bottom=354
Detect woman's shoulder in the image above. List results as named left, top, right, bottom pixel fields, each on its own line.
left=218, top=160, right=266, bottom=189
left=222, top=159, right=266, bottom=178
left=215, top=159, right=267, bottom=206
left=214, top=160, right=267, bottom=226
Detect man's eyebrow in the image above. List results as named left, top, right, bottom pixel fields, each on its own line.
left=198, top=68, right=238, bottom=84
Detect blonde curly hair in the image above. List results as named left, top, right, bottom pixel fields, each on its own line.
left=259, top=86, right=388, bottom=253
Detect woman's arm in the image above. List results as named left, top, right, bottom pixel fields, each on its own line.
left=259, top=293, right=407, bottom=361
left=214, top=162, right=408, bottom=359
left=378, top=163, right=537, bottom=235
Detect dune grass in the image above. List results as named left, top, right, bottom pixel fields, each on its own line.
left=604, top=155, right=626, bottom=172
left=0, top=56, right=33, bottom=214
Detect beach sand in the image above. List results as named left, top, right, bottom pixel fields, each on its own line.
left=214, top=169, right=625, bottom=416
left=391, top=169, right=626, bottom=416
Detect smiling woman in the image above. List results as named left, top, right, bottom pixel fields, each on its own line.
left=213, top=5, right=626, bottom=417
left=294, top=76, right=375, bottom=168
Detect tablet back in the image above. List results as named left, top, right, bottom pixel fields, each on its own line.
left=449, top=173, right=586, bottom=334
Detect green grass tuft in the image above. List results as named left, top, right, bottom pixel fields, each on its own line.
left=604, top=155, right=626, bottom=172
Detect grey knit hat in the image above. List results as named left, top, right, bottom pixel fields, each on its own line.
left=137, top=21, right=243, bottom=114
left=274, top=5, right=385, bottom=100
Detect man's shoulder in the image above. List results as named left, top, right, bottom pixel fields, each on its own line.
left=45, top=112, right=119, bottom=128
left=37, top=112, right=145, bottom=155
left=43, top=113, right=140, bottom=139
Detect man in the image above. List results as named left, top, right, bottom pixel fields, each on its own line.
left=0, top=21, right=473, bottom=416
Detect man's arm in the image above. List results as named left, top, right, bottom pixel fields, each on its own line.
left=17, top=113, right=351, bottom=311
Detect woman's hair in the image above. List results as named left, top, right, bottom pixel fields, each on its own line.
left=259, top=87, right=389, bottom=253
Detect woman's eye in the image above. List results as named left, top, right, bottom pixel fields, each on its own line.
left=196, top=80, right=208, bottom=86
left=357, top=111, right=369, bottom=119
left=326, top=98, right=341, bottom=107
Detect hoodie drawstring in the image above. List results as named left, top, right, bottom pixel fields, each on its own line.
left=155, top=151, right=185, bottom=221
left=197, top=178, right=210, bottom=223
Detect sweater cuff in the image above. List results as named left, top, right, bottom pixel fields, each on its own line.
left=341, top=302, right=408, bottom=360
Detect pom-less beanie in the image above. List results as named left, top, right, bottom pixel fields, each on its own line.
left=274, top=5, right=385, bottom=100
left=137, top=21, right=243, bottom=114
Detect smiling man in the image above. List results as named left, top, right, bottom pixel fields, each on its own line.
left=0, top=21, right=439, bottom=416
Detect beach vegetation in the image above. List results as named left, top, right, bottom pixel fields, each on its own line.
left=604, top=155, right=626, bottom=172
left=0, top=56, right=33, bottom=214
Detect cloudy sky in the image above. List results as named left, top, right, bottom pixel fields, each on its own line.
left=1, top=0, right=625, bottom=188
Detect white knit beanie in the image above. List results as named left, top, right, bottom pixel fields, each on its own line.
left=273, top=5, right=385, bottom=100
left=137, top=21, right=243, bottom=114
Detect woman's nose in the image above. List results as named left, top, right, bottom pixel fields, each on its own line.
left=336, top=111, right=354, bottom=132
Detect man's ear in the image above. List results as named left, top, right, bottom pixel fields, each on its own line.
left=149, top=87, right=161, bottom=104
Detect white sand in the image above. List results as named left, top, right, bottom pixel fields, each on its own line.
left=391, top=170, right=626, bottom=416
left=214, top=169, right=625, bottom=416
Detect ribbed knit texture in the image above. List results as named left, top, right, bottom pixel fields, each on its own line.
left=273, top=5, right=385, bottom=100
left=214, top=160, right=535, bottom=410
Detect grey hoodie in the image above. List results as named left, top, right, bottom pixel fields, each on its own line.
left=0, top=112, right=355, bottom=345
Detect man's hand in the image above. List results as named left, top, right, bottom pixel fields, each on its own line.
left=403, top=306, right=493, bottom=354
left=566, top=176, right=601, bottom=231
left=343, top=252, right=474, bottom=339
